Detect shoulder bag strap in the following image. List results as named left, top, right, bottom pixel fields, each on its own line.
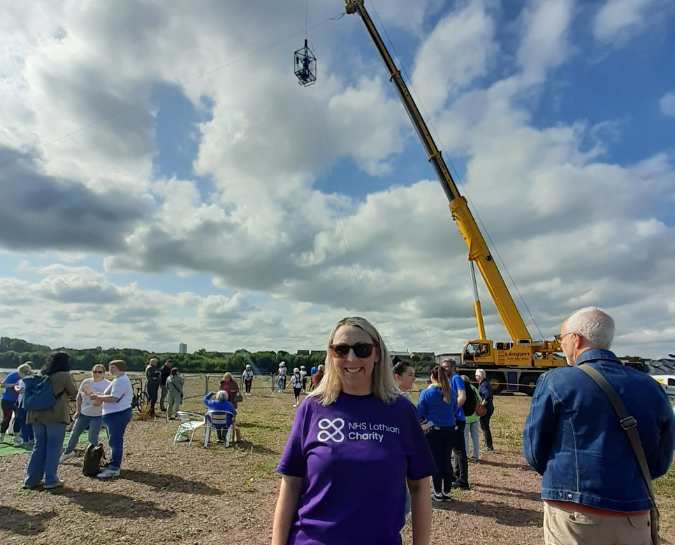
left=579, top=364, right=660, bottom=545
left=579, top=365, right=659, bottom=519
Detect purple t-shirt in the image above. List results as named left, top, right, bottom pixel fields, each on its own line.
left=277, top=392, right=434, bottom=545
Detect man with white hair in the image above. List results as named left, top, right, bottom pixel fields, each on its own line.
left=523, top=307, right=674, bottom=545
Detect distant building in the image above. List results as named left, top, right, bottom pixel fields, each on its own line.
left=178, top=343, right=188, bottom=354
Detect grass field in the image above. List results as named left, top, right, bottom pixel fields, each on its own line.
left=0, top=375, right=672, bottom=545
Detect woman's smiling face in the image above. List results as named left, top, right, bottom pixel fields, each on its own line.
left=331, top=325, right=378, bottom=396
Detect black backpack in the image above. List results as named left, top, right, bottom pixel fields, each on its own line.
left=461, top=377, right=479, bottom=417
left=82, top=443, right=106, bottom=477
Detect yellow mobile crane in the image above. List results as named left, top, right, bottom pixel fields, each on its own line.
left=346, top=0, right=565, bottom=393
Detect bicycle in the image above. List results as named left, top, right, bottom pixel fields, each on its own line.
left=130, top=377, right=150, bottom=416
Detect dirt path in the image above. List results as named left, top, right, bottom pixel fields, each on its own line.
left=0, top=394, right=671, bottom=545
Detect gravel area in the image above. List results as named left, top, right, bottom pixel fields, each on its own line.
left=0, top=392, right=671, bottom=545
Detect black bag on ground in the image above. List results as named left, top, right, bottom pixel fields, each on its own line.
left=461, top=377, right=479, bottom=417
left=82, top=443, right=105, bottom=477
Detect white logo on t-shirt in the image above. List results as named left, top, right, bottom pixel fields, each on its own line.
left=317, top=418, right=345, bottom=443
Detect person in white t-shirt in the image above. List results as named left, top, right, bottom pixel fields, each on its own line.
left=90, top=360, right=133, bottom=479
left=60, top=364, right=110, bottom=462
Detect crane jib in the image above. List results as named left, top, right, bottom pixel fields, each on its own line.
left=346, top=0, right=538, bottom=345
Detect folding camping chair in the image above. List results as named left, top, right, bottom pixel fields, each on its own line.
left=173, top=411, right=205, bottom=446
left=204, top=410, right=235, bottom=448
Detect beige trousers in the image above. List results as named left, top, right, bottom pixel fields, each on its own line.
left=544, top=502, right=652, bottom=545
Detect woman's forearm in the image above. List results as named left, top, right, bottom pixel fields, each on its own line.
left=272, top=476, right=303, bottom=545
left=94, top=394, right=119, bottom=403
left=408, top=477, right=432, bottom=545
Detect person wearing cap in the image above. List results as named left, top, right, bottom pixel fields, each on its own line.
left=242, top=364, right=254, bottom=395
left=277, top=362, right=287, bottom=392
left=290, top=368, right=303, bottom=407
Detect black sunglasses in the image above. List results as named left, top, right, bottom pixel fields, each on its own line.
left=330, top=343, right=375, bottom=358
left=93, top=370, right=104, bottom=374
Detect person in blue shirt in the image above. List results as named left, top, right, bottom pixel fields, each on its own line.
left=441, top=358, right=469, bottom=489
left=523, top=307, right=674, bottom=545
left=417, top=366, right=456, bottom=502
left=203, top=391, right=236, bottom=443
left=1, top=366, right=23, bottom=444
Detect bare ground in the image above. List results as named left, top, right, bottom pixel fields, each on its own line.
left=0, top=386, right=672, bottom=545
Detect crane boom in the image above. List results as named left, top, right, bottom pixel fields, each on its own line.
left=345, top=0, right=531, bottom=342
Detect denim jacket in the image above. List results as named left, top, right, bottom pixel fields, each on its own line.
left=523, top=349, right=674, bottom=512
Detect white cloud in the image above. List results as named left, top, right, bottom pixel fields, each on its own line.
left=660, top=91, right=675, bottom=117
left=0, top=0, right=674, bottom=358
left=593, top=0, right=659, bottom=44
left=411, top=1, right=497, bottom=113
left=517, top=0, right=575, bottom=83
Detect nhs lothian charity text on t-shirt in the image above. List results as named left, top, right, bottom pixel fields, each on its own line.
left=278, top=393, right=434, bottom=545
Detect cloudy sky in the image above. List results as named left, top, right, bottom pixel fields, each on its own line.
left=1, top=0, right=674, bottom=357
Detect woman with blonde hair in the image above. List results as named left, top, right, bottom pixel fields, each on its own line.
left=272, top=317, right=434, bottom=545
left=61, top=363, right=110, bottom=462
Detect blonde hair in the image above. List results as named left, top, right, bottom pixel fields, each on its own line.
left=222, top=372, right=233, bottom=382
left=308, top=317, right=399, bottom=406
left=17, top=363, right=33, bottom=378
left=92, top=364, right=106, bottom=375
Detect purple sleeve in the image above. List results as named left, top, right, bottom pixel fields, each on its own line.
left=277, top=400, right=309, bottom=477
left=401, top=399, right=435, bottom=480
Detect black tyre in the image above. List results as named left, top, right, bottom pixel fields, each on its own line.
left=519, top=373, right=539, bottom=396
left=133, top=391, right=150, bottom=413
left=487, top=372, right=505, bottom=395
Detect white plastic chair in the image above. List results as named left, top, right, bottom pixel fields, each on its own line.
left=173, top=411, right=205, bottom=446
left=204, top=410, right=234, bottom=448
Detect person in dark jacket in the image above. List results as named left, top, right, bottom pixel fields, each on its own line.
left=145, top=358, right=161, bottom=417
left=159, top=360, right=173, bottom=412
left=24, top=352, right=77, bottom=489
left=475, top=369, right=494, bottom=451
left=523, top=307, right=674, bottom=545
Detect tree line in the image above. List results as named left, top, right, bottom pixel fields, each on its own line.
left=0, top=337, right=436, bottom=375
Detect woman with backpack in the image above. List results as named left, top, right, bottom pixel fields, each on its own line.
left=166, top=368, right=184, bottom=420
left=462, top=375, right=482, bottom=461
left=475, top=369, right=494, bottom=452
left=90, top=360, right=133, bottom=479
left=24, top=352, right=77, bottom=490
left=60, top=363, right=110, bottom=463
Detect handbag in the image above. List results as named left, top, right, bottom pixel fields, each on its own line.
left=475, top=402, right=487, bottom=417
left=579, top=365, right=660, bottom=545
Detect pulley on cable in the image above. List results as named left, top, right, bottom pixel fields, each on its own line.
left=294, top=0, right=316, bottom=86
